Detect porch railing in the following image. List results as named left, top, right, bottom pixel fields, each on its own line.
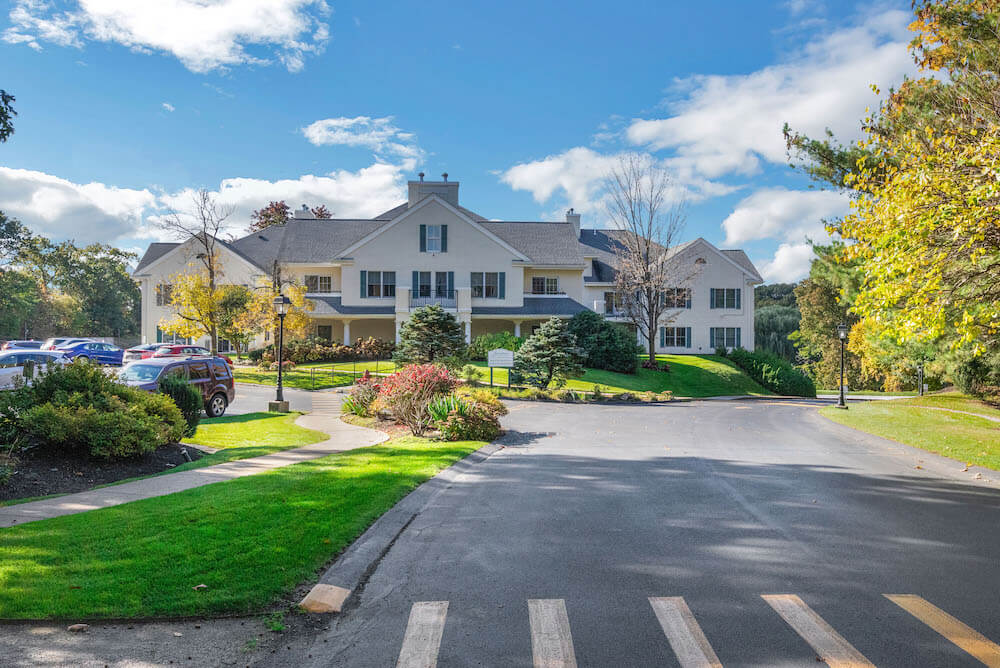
left=410, top=289, right=457, bottom=308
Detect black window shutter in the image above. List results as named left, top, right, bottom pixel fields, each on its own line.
left=686, top=327, right=691, bottom=348
left=498, top=272, right=506, bottom=299
left=709, top=288, right=715, bottom=309
left=441, top=225, right=448, bottom=252
left=360, top=270, right=367, bottom=298
left=419, top=224, right=426, bottom=252
left=412, top=271, right=419, bottom=294
left=447, top=271, right=454, bottom=294
left=659, top=327, right=665, bottom=348
left=736, top=288, right=741, bottom=309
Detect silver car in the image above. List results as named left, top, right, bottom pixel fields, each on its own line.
left=0, top=350, right=68, bottom=389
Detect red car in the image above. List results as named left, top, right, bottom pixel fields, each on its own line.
left=153, top=344, right=233, bottom=366
left=123, top=343, right=169, bottom=364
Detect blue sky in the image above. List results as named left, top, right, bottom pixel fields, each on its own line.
left=1, top=0, right=916, bottom=281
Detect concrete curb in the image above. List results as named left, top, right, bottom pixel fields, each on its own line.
left=298, top=440, right=504, bottom=614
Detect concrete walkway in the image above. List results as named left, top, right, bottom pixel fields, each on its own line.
left=0, top=393, right=387, bottom=529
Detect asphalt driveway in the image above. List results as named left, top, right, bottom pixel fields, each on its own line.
left=278, top=399, right=1000, bottom=667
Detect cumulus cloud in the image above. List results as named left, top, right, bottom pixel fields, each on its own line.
left=301, top=116, right=424, bottom=170
left=1, top=162, right=409, bottom=247
left=162, top=102, right=175, bottom=113
left=3, top=0, right=331, bottom=73
left=758, top=242, right=817, bottom=283
left=625, top=9, right=915, bottom=178
left=721, top=187, right=848, bottom=246
left=0, top=167, right=158, bottom=244
left=500, top=147, right=737, bottom=221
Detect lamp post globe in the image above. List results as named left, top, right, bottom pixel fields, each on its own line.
left=836, top=323, right=848, bottom=409
left=270, top=295, right=292, bottom=411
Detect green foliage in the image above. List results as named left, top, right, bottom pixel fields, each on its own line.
left=253, top=336, right=395, bottom=365
left=513, top=317, right=585, bottom=388
left=467, top=331, right=525, bottom=360
left=159, top=373, right=202, bottom=437
left=459, top=364, right=480, bottom=384
left=344, top=373, right=380, bottom=417
left=755, top=305, right=800, bottom=362
left=727, top=348, right=816, bottom=397
left=0, top=89, right=15, bottom=143
left=0, top=269, right=41, bottom=339
left=567, top=310, right=640, bottom=373
left=754, top=283, right=798, bottom=308
left=437, top=390, right=506, bottom=442
left=1, top=361, right=185, bottom=459
left=393, top=305, right=466, bottom=364
left=378, top=364, right=458, bottom=435
left=427, top=394, right=468, bottom=423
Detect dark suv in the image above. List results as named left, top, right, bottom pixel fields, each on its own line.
left=118, top=356, right=236, bottom=417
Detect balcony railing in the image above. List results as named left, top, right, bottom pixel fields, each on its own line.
left=410, top=289, right=456, bottom=308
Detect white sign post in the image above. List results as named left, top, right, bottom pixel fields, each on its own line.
left=487, top=348, right=514, bottom=387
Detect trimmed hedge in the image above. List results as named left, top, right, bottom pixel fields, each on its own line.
left=248, top=336, right=395, bottom=365
left=159, top=373, right=202, bottom=437
left=727, top=348, right=816, bottom=397
left=468, top=331, right=525, bottom=361
left=567, top=311, right=640, bottom=374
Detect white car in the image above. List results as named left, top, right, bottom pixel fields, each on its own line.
left=0, top=350, right=68, bottom=389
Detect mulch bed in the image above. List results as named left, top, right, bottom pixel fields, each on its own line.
left=1, top=444, right=204, bottom=503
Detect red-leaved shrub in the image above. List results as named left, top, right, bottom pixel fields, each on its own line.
left=378, top=364, right=457, bottom=435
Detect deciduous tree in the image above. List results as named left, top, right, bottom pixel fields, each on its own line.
left=249, top=201, right=290, bottom=233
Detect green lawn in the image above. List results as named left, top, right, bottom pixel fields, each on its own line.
left=0, top=436, right=483, bottom=619
left=817, top=389, right=919, bottom=397
left=1, top=412, right=327, bottom=506
left=233, top=360, right=395, bottom=390
left=820, top=394, right=1000, bottom=470
left=469, top=354, right=768, bottom=397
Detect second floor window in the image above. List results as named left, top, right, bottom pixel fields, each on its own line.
left=662, top=287, right=692, bottom=308
left=366, top=271, right=396, bottom=297
left=420, top=224, right=447, bottom=253
left=305, top=275, right=332, bottom=293
left=604, top=291, right=622, bottom=314
left=710, top=287, right=741, bottom=309
left=531, top=277, right=559, bottom=294
left=471, top=272, right=502, bottom=298
left=155, top=284, right=173, bottom=306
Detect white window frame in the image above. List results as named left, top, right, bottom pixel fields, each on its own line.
left=711, top=327, right=741, bottom=348
left=472, top=272, right=500, bottom=298
left=661, top=327, right=688, bottom=347
left=367, top=271, right=396, bottom=298
left=426, top=225, right=442, bottom=253
left=305, top=275, right=332, bottom=293
left=530, top=276, right=560, bottom=295
left=711, top=288, right=741, bottom=309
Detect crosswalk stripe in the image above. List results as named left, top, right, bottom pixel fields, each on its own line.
left=762, top=594, right=874, bottom=668
left=885, top=594, right=1000, bottom=667
left=649, top=597, right=723, bottom=668
left=528, top=599, right=578, bottom=668
left=396, top=601, right=449, bottom=668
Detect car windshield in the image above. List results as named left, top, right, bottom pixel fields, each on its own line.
left=118, top=364, right=162, bottom=382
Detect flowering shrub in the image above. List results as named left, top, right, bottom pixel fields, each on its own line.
left=439, top=404, right=501, bottom=441
left=378, top=364, right=458, bottom=435
left=269, top=360, right=297, bottom=371
left=252, top=336, right=395, bottom=365
left=343, top=371, right=380, bottom=417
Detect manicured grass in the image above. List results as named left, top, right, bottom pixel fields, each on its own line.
left=0, top=436, right=483, bottom=619
left=820, top=394, right=1000, bottom=470
left=232, top=360, right=395, bottom=390
left=468, top=354, right=767, bottom=398
left=817, top=389, right=919, bottom=397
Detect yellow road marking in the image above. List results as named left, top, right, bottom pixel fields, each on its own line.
left=649, top=597, right=723, bottom=668
left=762, top=594, right=874, bottom=668
left=886, top=594, right=1000, bottom=667
left=396, top=601, right=449, bottom=668
left=528, top=599, right=578, bottom=668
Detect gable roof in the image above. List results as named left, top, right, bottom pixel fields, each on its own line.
left=720, top=249, right=763, bottom=282
left=480, top=222, right=584, bottom=266
left=134, top=243, right=180, bottom=273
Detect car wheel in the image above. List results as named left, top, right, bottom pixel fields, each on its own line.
left=76, top=355, right=90, bottom=363
left=207, top=393, right=228, bottom=418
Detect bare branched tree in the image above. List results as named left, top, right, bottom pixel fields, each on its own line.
left=158, top=189, right=235, bottom=354
left=605, top=154, right=698, bottom=362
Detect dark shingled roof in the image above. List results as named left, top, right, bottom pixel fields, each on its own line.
left=308, top=296, right=395, bottom=315
left=134, top=243, right=180, bottom=273
left=480, top=222, right=584, bottom=265
left=472, top=297, right=590, bottom=316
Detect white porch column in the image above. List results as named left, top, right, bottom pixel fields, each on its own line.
left=513, top=320, right=522, bottom=337
left=464, top=320, right=471, bottom=343
left=342, top=319, right=352, bottom=345
left=395, top=317, right=403, bottom=343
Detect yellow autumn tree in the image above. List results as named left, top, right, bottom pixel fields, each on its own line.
left=233, top=281, right=314, bottom=347
left=158, top=260, right=230, bottom=352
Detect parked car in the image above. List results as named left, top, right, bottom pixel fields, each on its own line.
left=57, top=340, right=125, bottom=365
left=118, top=356, right=236, bottom=417
left=153, top=344, right=233, bottom=366
left=41, top=337, right=92, bottom=350
left=0, top=350, right=68, bottom=389
left=123, top=343, right=169, bottom=364
left=1, top=340, right=43, bottom=350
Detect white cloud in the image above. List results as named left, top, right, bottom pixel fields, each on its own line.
left=0, top=167, right=158, bottom=244
left=500, top=147, right=737, bottom=221
left=3, top=0, right=331, bottom=73
left=0, top=162, right=408, bottom=247
left=162, top=102, right=175, bottom=113
left=721, top=187, right=847, bottom=246
left=301, top=116, right=424, bottom=170
left=758, top=242, right=816, bottom=282
left=626, top=9, right=915, bottom=178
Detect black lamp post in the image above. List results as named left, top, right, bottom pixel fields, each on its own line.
left=272, top=295, right=291, bottom=410
left=837, top=323, right=848, bottom=409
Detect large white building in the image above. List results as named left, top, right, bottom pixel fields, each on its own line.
left=133, top=176, right=762, bottom=354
